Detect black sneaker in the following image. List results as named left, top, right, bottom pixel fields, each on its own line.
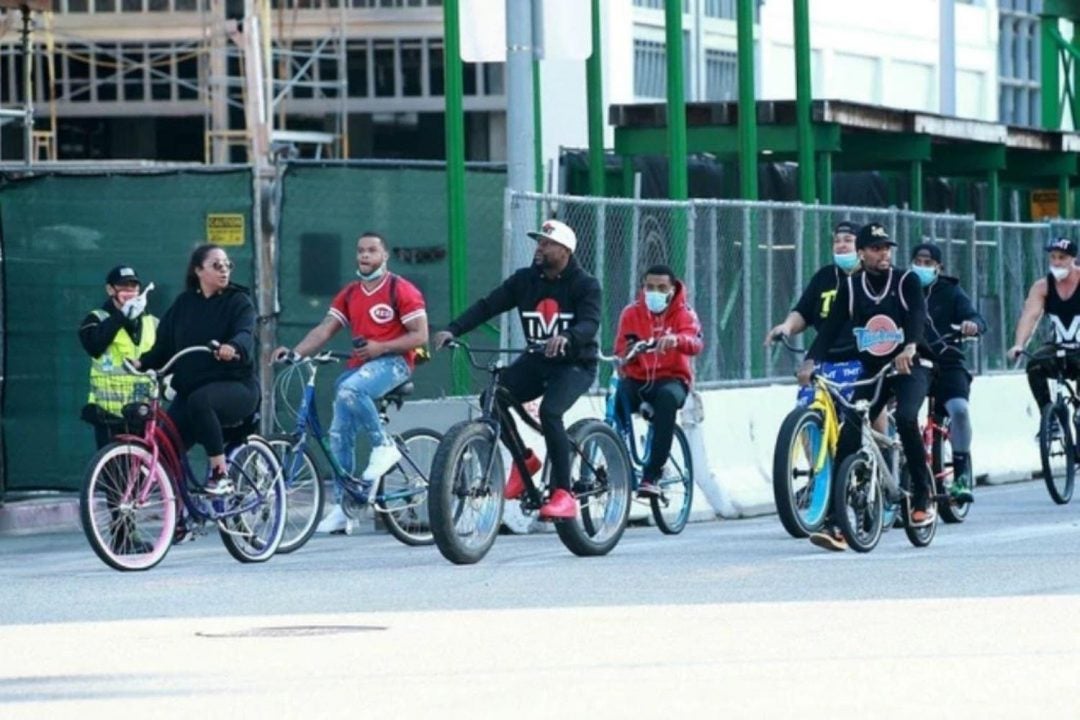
left=637, top=480, right=661, bottom=498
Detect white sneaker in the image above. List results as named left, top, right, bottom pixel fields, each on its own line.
left=362, top=443, right=401, bottom=482
left=316, top=504, right=350, bottom=534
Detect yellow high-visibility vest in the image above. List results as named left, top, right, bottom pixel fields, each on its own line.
left=87, top=311, right=158, bottom=416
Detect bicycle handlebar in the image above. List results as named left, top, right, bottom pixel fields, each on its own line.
left=123, top=343, right=217, bottom=379
left=597, top=338, right=657, bottom=366
left=443, top=338, right=544, bottom=371
left=769, top=333, right=805, bottom=355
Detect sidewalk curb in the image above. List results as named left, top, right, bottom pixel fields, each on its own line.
left=0, top=497, right=82, bottom=537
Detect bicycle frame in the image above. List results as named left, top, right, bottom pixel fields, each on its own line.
left=276, top=357, right=431, bottom=509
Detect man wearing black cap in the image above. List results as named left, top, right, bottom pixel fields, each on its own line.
left=799, top=223, right=934, bottom=549
left=78, top=265, right=157, bottom=555
left=767, top=220, right=863, bottom=404
left=1008, top=237, right=1080, bottom=410
left=911, top=242, right=986, bottom=502
left=79, top=265, right=158, bottom=448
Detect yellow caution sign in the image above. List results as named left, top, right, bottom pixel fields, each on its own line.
left=1031, top=190, right=1060, bottom=221
left=207, top=214, right=246, bottom=246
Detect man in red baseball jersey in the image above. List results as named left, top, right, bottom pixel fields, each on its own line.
left=276, top=231, right=428, bottom=533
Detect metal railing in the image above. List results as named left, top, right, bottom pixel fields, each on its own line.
left=507, top=189, right=1068, bottom=385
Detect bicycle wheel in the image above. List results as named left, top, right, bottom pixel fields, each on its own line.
left=80, top=441, right=177, bottom=572
left=771, top=407, right=831, bottom=538
left=267, top=433, right=325, bottom=554
left=902, top=464, right=938, bottom=548
left=218, top=437, right=287, bottom=563
left=555, top=419, right=633, bottom=557
left=377, top=427, right=440, bottom=546
left=832, top=452, right=884, bottom=553
left=650, top=425, right=693, bottom=535
left=1039, top=402, right=1075, bottom=505
left=932, top=427, right=971, bottom=524
left=428, top=421, right=505, bottom=565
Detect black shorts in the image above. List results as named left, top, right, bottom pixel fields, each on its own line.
left=929, top=365, right=971, bottom=406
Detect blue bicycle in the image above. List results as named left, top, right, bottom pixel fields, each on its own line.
left=270, top=352, right=441, bottom=551
left=601, top=339, right=694, bottom=535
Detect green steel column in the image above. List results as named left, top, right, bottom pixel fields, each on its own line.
left=664, top=0, right=688, bottom=277
left=987, top=169, right=1000, bottom=221
left=1042, top=15, right=1062, bottom=129
left=443, top=0, right=469, bottom=394
left=587, top=0, right=605, bottom=197
left=737, top=0, right=758, bottom=199
left=816, top=151, right=833, bottom=205
left=621, top=153, right=634, bottom=197
left=533, top=59, right=544, bottom=192
left=909, top=160, right=924, bottom=212
left=664, top=0, right=688, bottom=201
left=793, top=0, right=815, bottom=203
left=1060, top=174, right=1071, bottom=219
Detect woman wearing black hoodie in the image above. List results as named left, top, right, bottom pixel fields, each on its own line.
left=137, top=244, right=258, bottom=493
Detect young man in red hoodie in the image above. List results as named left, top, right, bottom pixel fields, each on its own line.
left=613, top=264, right=704, bottom=496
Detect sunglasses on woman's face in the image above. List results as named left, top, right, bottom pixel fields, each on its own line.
left=206, top=260, right=234, bottom=272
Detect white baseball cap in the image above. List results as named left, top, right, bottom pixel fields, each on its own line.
left=527, top=219, right=577, bottom=254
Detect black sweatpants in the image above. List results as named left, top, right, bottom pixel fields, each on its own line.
left=489, top=354, right=596, bottom=492
left=835, top=365, right=932, bottom=510
left=1025, top=344, right=1080, bottom=409
left=614, top=377, right=688, bottom=482
left=168, top=380, right=259, bottom=457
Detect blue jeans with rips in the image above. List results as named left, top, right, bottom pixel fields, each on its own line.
left=328, top=354, right=411, bottom=501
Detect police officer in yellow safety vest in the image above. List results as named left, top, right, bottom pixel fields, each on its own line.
left=79, top=265, right=158, bottom=449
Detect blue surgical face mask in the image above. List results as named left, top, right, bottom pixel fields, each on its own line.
left=644, top=290, right=672, bottom=314
left=357, top=262, right=387, bottom=282
left=834, top=252, right=859, bottom=272
left=912, top=265, right=938, bottom=287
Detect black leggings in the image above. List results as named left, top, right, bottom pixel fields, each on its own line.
left=836, top=366, right=932, bottom=509
left=1026, top=345, right=1080, bottom=409
left=615, top=377, right=688, bottom=482
left=168, top=380, right=259, bottom=457
left=486, top=354, right=597, bottom=492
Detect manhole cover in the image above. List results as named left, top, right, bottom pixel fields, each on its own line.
left=196, top=625, right=386, bottom=638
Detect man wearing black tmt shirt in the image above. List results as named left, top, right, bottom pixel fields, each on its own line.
left=798, top=223, right=933, bottom=551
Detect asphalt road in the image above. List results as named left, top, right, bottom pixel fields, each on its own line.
left=2, top=480, right=1079, bottom=718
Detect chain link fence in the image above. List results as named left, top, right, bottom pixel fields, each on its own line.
left=506, top=189, right=1068, bottom=386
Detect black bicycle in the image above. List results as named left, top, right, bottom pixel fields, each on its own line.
left=1021, top=344, right=1080, bottom=505
left=427, top=340, right=632, bottom=565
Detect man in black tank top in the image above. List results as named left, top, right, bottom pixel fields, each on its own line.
left=1007, top=237, right=1080, bottom=408
left=799, top=223, right=935, bottom=547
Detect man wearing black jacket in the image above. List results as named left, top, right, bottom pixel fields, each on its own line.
left=911, top=242, right=986, bottom=502
left=799, top=223, right=933, bottom=550
left=433, top=219, right=601, bottom=519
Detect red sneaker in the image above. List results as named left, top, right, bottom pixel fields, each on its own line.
left=505, top=449, right=541, bottom=500
left=539, top=488, right=577, bottom=519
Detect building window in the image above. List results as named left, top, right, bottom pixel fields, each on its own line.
left=704, top=0, right=734, bottom=18
left=634, top=39, right=666, bottom=98
left=998, top=0, right=1040, bottom=127
left=705, top=49, right=736, bottom=101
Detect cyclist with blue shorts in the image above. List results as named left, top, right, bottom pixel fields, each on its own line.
left=766, top=221, right=864, bottom=399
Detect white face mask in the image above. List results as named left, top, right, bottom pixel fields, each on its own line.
left=1051, top=265, right=1071, bottom=281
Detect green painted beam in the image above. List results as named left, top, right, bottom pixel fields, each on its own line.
left=986, top=169, right=1001, bottom=221
left=1002, top=149, right=1078, bottom=181
left=1043, top=16, right=1062, bottom=129
left=910, top=160, right=924, bottom=212
left=816, top=151, right=833, bottom=205
left=925, top=144, right=1007, bottom=177
left=831, top=133, right=933, bottom=170
left=1045, top=0, right=1080, bottom=22
left=614, top=123, right=841, bottom=157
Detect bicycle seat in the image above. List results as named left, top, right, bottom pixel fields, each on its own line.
left=377, top=381, right=414, bottom=413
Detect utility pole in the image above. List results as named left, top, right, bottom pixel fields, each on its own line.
left=444, top=0, right=469, bottom=394
left=736, top=0, right=758, bottom=200
left=586, top=0, right=605, bottom=197
left=793, top=0, right=814, bottom=203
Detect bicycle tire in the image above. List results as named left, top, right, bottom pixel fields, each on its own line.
left=901, top=462, right=938, bottom=547
left=932, top=426, right=971, bottom=524
left=377, top=427, right=440, bottom=546
left=650, top=425, right=694, bottom=535
left=555, top=419, right=633, bottom=557
left=771, top=407, right=831, bottom=538
left=80, top=441, right=177, bottom=572
left=1039, top=402, right=1075, bottom=505
left=218, top=437, right=287, bottom=563
left=428, top=421, right=504, bottom=565
left=267, top=433, right=325, bottom=554
left=832, top=452, right=884, bottom=553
